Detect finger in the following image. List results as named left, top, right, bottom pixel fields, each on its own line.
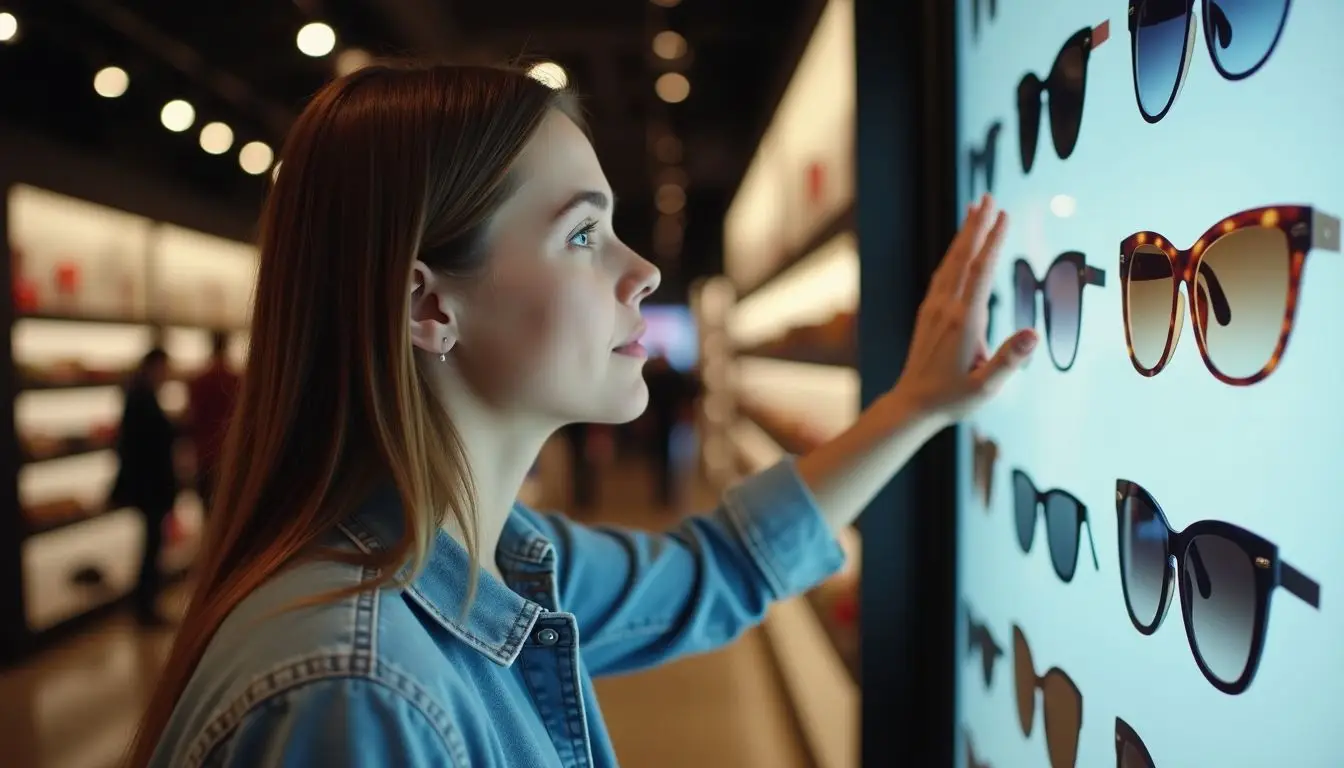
left=932, top=198, right=990, bottom=295
left=970, top=329, right=1038, bottom=396
left=960, top=210, right=1009, bottom=304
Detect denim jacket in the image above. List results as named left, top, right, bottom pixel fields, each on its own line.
left=148, top=458, right=846, bottom=767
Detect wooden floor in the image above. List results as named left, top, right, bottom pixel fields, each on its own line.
left=0, top=441, right=813, bottom=768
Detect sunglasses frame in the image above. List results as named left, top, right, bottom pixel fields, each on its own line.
left=1114, top=479, right=1321, bottom=695
left=1012, top=469, right=1100, bottom=583
left=1127, top=0, right=1293, bottom=124
left=968, top=120, right=1002, bottom=196
left=1012, top=624, right=1083, bottom=768
left=971, top=429, right=999, bottom=510
left=970, top=0, right=998, bottom=41
left=1013, top=252, right=1108, bottom=372
left=965, top=602, right=1003, bottom=688
left=1017, top=21, right=1109, bottom=174
left=1115, top=717, right=1157, bottom=768
left=1118, top=205, right=1341, bottom=386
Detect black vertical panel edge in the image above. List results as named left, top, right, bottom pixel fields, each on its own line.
left=0, top=175, right=22, bottom=662
left=855, top=0, right=959, bottom=764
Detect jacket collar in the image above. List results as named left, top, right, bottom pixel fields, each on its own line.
left=337, top=484, right=555, bottom=667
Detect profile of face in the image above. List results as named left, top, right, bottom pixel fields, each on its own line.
left=412, top=110, right=661, bottom=425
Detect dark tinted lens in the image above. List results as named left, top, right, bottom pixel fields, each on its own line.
left=1041, top=670, right=1082, bottom=768
left=1134, top=0, right=1192, bottom=118
left=1196, top=226, right=1290, bottom=381
left=1121, top=493, right=1169, bottom=629
left=1044, top=493, right=1081, bottom=581
left=1017, top=75, right=1042, bottom=172
left=1014, top=260, right=1038, bottom=332
left=1012, top=626, right=1035, bottom=735
left=1047, top=43, right=1086, bottom=159
left=1183, top=534, right=1258, bottom=685
left=1121, top=740, right=1154, bottom=768
left=1207, top=0, right=1290, bottom=77
left=1043, top=260, right=1082, bottom=369
left=1013, top=472, right=1037, bottom=552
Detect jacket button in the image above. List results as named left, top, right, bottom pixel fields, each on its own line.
left=535, top=628, right=559, bottom=646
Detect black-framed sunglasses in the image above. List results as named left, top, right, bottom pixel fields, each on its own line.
left=1116, top=479, right=1321, bottom=695
left=965, top=601, right=1003, bottom=688
left=968, top=121, right=1002, bottom=196
left=1017, top=21, right=1110, bottom=173
left=1128, top=0, right=1293, bottom=123
left=1013, top=253, right=1107, bottom=371
left=1115, top=717, right=1157, bottom=768
left=971, top=0, right=998, bottom=41
left=1013, top=469, right=1099, bottom=583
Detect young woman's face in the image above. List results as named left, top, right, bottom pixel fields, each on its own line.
left=451, top=109, right=661, bottom=424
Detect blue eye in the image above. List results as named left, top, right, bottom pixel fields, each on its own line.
left=568, top=222, right=598, bottom=249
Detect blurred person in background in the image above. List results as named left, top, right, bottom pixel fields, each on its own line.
left=187, top=331, right=241, bottom=514
left=109, top=347, right=177, bottom=628
left=127, top=63, right=1035, bottom=767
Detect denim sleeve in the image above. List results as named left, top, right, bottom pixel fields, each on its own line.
left=209, top=678, right=461, bottom=768
left=538, top=457, right=847, bottom=677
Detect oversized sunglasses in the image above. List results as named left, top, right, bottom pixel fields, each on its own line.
left=1017, top=21, right=1110, bottom=174
left=972, top=430, right=999, bottom=510
left=1013, top=253, right=1107, bottom=371
left=1116, top=479, right=1321, bottom=695
left=1013, top=624, right=1083, bottom=768
left=1115, top=717, right=1157, bottom=768
left=1119, top=205, right=1340, bottom=386
left=965, top=601, right=1003, bottom=688
left=1128, top=0, right=1293, bottom=123
left=968, top=121, right=1002, bottom=196
left=1012, top=470, right=1098, bottom=583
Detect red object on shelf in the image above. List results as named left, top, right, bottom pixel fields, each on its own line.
left=13, top=278, right=38, bottom=313
left=54, top=261, right=81, bottom=297
left=164, top=510, right=186, bottom=545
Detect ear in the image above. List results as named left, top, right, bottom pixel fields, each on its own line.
left=409, top=260, right=460, bottom=357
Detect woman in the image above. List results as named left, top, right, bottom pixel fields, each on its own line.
left=128, top=62, right=1036, bottom=767
left=109, top=347, right=177, bottom=627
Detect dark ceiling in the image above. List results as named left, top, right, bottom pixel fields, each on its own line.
left=0, top=0, right=817, bottom=300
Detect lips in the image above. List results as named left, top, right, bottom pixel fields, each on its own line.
left=613, top=321, right=648, bottom=358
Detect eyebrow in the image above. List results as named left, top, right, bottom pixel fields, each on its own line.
left=552, top=190, right=612, bottom=221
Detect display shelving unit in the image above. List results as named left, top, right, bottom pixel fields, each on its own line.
left=0, top=129, right=258, bottom=663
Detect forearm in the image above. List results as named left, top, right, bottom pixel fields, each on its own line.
left=793, top=391, right=946, bottom=536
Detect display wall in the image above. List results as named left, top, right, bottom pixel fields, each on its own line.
left=955, top=2, right=1344, bottom=766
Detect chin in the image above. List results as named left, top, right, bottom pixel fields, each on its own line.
left=586, top=377, right=649, bottom=425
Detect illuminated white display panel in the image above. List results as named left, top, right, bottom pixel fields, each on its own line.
left=954, top=2, right=1344, bottom=767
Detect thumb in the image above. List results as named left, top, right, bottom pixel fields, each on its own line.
left=971, top=329, right=1038, bottom=393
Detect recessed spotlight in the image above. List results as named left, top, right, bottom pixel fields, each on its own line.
left=296, top=22, right=337, bottom=58
left=239, top=141, right=275, bottom=175
left=652, top=31, right=687, bottom=61
left=160, top=100, right=196, bottom=132
left=656, top=183, right=686, bottom=215
left=199, top=122, right=234, bottom=155
left=655, top=73, right=690, bottom=104
left=93, top=66, right=129, bottom=98
left=527, top=61, right=568, bottom=90
left=0, top=12, right=18, bottom=44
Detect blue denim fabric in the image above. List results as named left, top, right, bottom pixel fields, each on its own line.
left=148, top=457, right=846, bottom=767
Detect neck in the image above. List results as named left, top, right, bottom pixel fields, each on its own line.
left=436, top=376, right=554, bottom=580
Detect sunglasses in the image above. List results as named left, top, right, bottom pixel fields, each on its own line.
left=1012, top=470, right=1099, bottom=583
left=987, top=290, right=1000, bottom=344
left=968, top=121, right=1002, bottom=196
left=1116, top=479, right=1321, bottom=695
left=965, top=728, right=991, bottom=768
left=1017, top=21, right=1110, bottom=174
left=1013, top=624, right=1083, bottom=768
left=972, top=430, right=999, bottom=510
left=1128, top=0, right=1293, bottom=123
left=965, top=601, right=1003, bottom=688
left=1115, top=717, right=1157, bottom=768
left=1013, top=253, right=1107, bottom=371
left=1119, top=205, right=1341, bottom=385
left=971, top=0, right=998, bottom=41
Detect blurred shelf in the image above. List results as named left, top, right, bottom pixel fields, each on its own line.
left=15, top=311, right=247, bottom=334
left=735, top=347, right=855, bottom=369
left=20, top=444, right=113, bottom=465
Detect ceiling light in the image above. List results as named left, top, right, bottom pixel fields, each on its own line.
left=650, top=0, right=682, bottom=7
left=655, top=73, right=690, bottom=104
left=527, top=61, right=568, bottom=90
left=296, top=22, right=337, bottom=58
left=93, top=66, right=129, bottom=98
left=652, top=31, right=687, bottom=61
left=656, top=183, right=686, bottom=215
left=239, top=141, right=275, bottom=175
left=199, top=122, right=234, bottom=155
left=0, top=12, right=17, bottom=43
left=160, top=100, right=196, bottom=132
left=336, top=48, right=372, bottom=77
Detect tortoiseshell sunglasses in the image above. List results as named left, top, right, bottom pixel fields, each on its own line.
left=1119, top=205, right=1341, bottom=386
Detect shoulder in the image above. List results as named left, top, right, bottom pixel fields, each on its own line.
left=156, top=540, right=482, bottom=767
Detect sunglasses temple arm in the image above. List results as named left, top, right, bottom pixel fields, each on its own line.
left=1313, top=211, right=1342, bottom=253
left=1083, top=515, right=1100, bottom=570
left=1083, top=265, right=1107, bottom=287
left=1280, top=561, right=1322, bottom=609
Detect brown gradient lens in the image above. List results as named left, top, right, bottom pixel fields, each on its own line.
left=1012, top=626, right=1035, bottom=735
left=1195, top=226, right=1290, bottom=380
left=1042, top=672, right=1082, bottom=768
left=1121, top=741, right=1150, bottom=768
left=1124, top=244, right=1176, bottom=370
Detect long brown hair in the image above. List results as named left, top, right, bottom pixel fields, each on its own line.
left=126, top=62, right=582, bottom=766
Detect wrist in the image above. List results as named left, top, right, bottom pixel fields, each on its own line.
left=877, top=387, right=950, bottom=440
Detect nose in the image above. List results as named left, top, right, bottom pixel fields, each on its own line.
left=618, top=249, right=661, bottom=306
